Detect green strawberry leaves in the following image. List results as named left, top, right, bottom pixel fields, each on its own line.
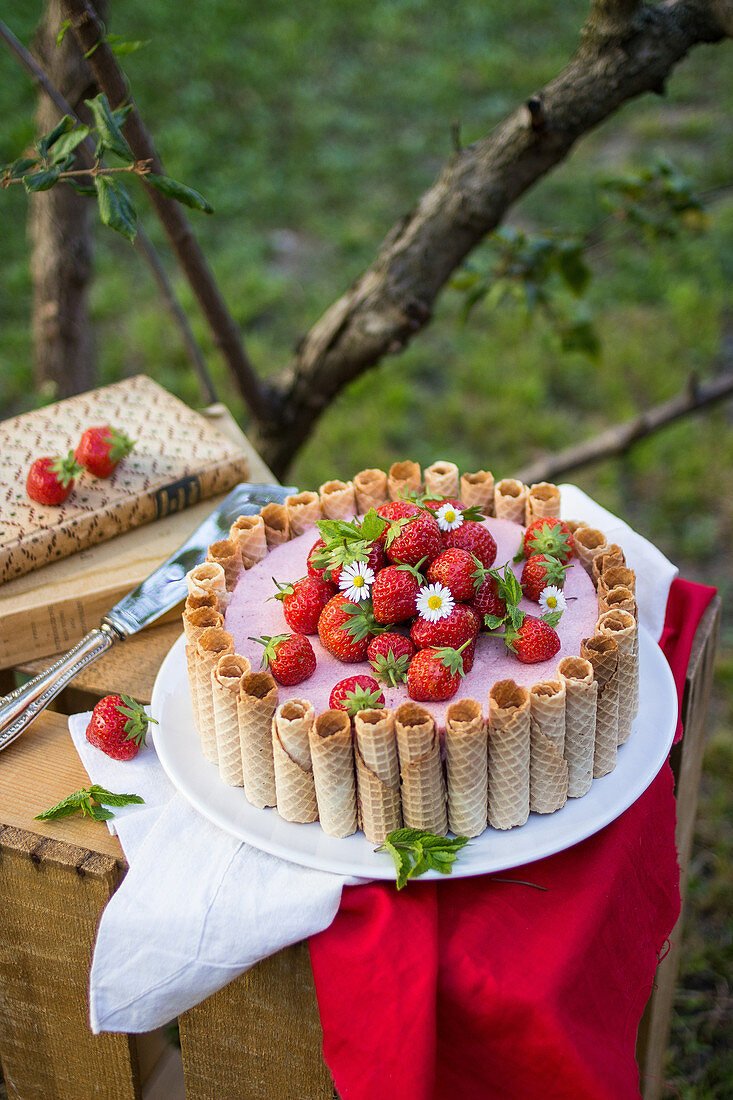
left=35, top=786, right=144, bottom=822
left=117, top=694, right=157, bottom=747
left=375, top=828, right=470, bottom=888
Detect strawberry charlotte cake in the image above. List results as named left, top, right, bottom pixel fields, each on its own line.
left=182, top=461, right=639, bottom=843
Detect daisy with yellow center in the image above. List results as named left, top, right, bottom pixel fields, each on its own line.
left=539, top=586, right=567, bottom=615
left=436, top=502, right=464, bottom=531
left=339, top=560, right=375, bottom=602
left=416, top=582, right=455, bottom=622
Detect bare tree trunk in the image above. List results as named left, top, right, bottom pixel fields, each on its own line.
left=29, top=0, right=102, bottom=398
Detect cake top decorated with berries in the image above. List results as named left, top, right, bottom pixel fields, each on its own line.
left=224, top=493, right=599, bottom=731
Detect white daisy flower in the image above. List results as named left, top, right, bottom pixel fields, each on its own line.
left=338, top=560, right=375, bottom=602
left=436, top=502, right=464, bottom=531
left=416, top=582, right=455, bottom=622
left=539, top=586, right=567, bottom=615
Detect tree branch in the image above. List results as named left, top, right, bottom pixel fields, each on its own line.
left=514, top=370, right=733, bottom=485
left=254, top=0, right=731, bottom=475
left=60, top=0, right=275, bottom=421
left=0, top=17, right=219, bottom=405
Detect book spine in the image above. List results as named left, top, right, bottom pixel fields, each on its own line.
left=0, top=454, right=250, bottom=585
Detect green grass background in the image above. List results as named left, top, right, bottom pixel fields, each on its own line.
left=1, top=2, right=731, bottom=1093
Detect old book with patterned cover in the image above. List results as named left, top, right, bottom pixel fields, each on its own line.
left=0, top=375, right=250, bottom=584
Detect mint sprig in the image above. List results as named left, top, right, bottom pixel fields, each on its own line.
left=375, top=828, right=470, bottom=888
left=35, top=786, right=144, bottom=822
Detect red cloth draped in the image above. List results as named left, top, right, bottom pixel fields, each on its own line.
left=310, top=578, right=717, bottom=1100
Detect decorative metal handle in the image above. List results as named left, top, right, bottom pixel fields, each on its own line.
left=0, top=624, right=120, bottom=752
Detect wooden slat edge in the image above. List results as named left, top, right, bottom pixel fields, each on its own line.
left=0, top=823, right=124, bottom=882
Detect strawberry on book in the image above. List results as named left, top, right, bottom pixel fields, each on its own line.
left=26, top=452, right=82, bottom=505
left=329, top=675, right=386, bottom=716
left=75, top=425, right=136, bottom=478
left=406, top=642, right=470, bottom=702
left=270, top=575, right=335, bottom=634
left=250, top=633, right=317, bottom=685
left=367, top=632, right=416, bottom=686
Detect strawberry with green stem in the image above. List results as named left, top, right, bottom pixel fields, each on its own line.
left=329, top=675, right=386, bottom=715
left=318, top=595, right=385, bottom=663
left=75, top=425, right=136, bottom=478
left=249, top=633, right=316, bottom=685
left=269, top=575, right=335, bottom=634
left=26, top=451, right=83, bottom=505
left=85, top=694, right=156, bottom=761
left=520, top=554, right=569, bottom=602
left=519, top=517, right=575, bottom=564
left=367, top=632, right=416, bottom=686
left=406, top=641, right=471, bottom=702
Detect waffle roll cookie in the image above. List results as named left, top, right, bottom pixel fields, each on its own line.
left=387, top=460, right=421, bottom=501
left=573, top=527, right=608, bottom=577
left=193, top=627, right=234, bottom=764
left=309, top=710, right=358, bottom=837
left=212, top=654, right=251, bottom=786
left=488, top=680, right=531, bottom=830
left=580, top=634, right=620, bottom=779
left=394, top=703, right=447, bottom=834
left=529, top=680, right=569, bottom=814
left=459, top=470, right=494, bottom=513
left=187, top=561, right=227, bottom=611
left=557, top=657, right=597, bottom=798
left=592, top=544, right=626, bottom=586
left=285, top=491, right=322, bottom=537
left=526, top=482, right=561, bottom=524
left=185, top=591, right=219, bottom=613
left=319, top=479, right=357, bottom=520
left=597, top=609, right=638, bottom=741
left=272, top=700, right=318, bottom=824
left=493, top=479, right=528, bottom=524
left=597, top=565, right=636, bottom=600
left=424, top=460, right=460, bottom=500
left=238, top=671, right=278, bottom=808
left=206, top=538, right=243, bottom=593
left=183, top=605, right=224, bottom=733
left=260, top=502, right=290, bottom=547
left=444, top=698, right=488, bottom=837
left=354, top=708, right=402, bottom=843
left=229, top=513, right=268, bottom=568
left=353, top=468, right=389, bottom=512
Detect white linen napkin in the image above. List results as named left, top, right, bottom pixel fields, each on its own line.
left=69, top=486, right=677, bottom=1034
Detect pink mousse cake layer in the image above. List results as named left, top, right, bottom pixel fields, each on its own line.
left=225, top=517, right=599, bottom=730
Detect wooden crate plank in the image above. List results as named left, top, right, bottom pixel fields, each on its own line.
left=0, top=711, right=124, bottom=860
left=179, top=941, right=336, bottom=1099
left=0, top=826, right=139, bottom=1100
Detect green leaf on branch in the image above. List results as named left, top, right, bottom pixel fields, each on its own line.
left=145, top=173, right=214, bottom=214
left=106, top=33, right=149, bottom=57
left=8, top=157, right=39, bottom=179
left=67, top=179, right=98, bottom=197
left=87, top=93, right=131, bottom=160
left=37, top=115, right=75, bottom=157
left=95, top=175, right=138, bottom=241
left=559, top=315, right=600, bottom=362
left=23, top=167, right=61, bottom=192
left=556, top=240, right=590, bottom=296
left=57, top=20, right=71, bottom=45
left=50, top=127, right=90, bottom=162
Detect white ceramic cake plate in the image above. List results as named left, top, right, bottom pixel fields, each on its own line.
left=150, top=627, right=677, bottom=880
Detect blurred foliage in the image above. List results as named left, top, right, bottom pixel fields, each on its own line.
left=0, top=3, right=730, bottom=1083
